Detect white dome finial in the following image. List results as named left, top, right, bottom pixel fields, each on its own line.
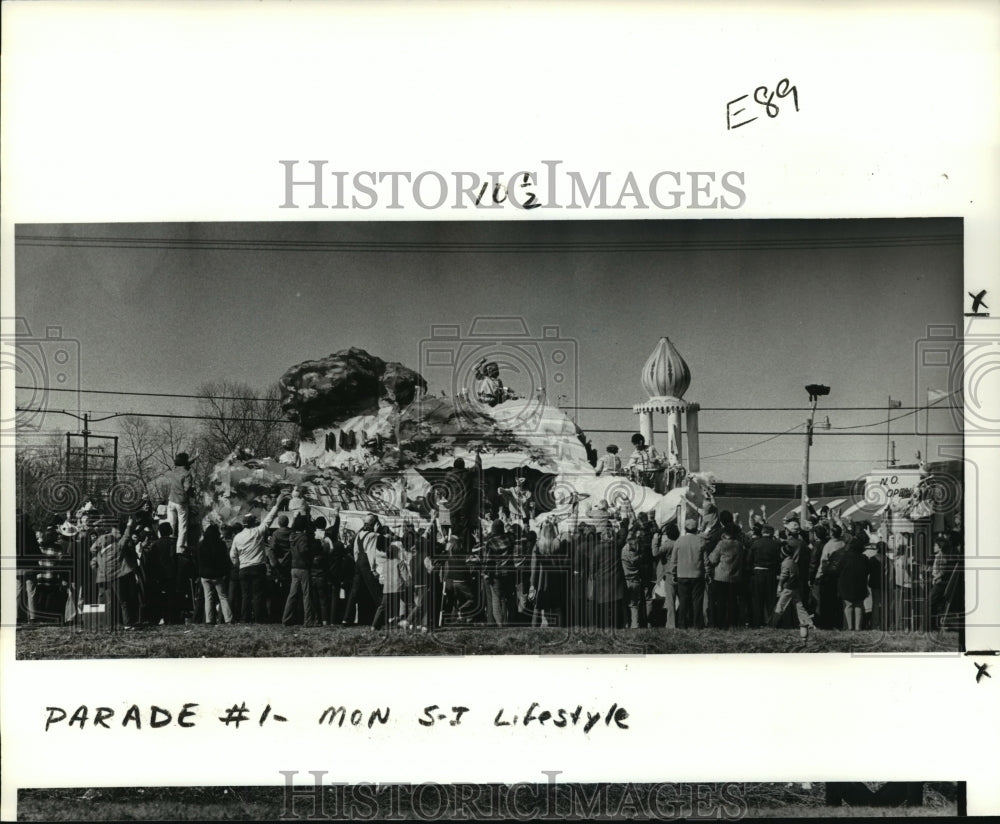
left=641, top=337, right=691, bottom=400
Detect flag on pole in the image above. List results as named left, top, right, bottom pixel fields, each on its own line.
left=927, top=389, right=950, bottom=404
left=888, top=398, right=902, bottom=409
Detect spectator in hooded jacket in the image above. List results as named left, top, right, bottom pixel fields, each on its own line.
left=837, top=537, right=870, bottom=631
left=708, top=523, right=743, bottom=629
left=282, top=512, right=317, bottom=626
left=814, top=525, right=847, bottom=629
left=195, top=523, right=233, bottom=624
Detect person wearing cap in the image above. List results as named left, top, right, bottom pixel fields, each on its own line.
left=747, top=524, right=781, bottom=628
left=771, top=541, right=815, bottom=641
left=282, top=512, right=317, bottom=627
left=230, top=494, right=288, bottom=623
left=783, top=518, right=813, bottom=614
left=165, top=451, right=198, bottom=555
left=668, top=517, right=707, bottom=629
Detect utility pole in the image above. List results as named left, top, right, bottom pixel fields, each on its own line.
left=885, top=395, right=891, bottom=467
left=802, top=384, right=831, bottom=520
left=81, top=412, right=90, bottom=499
left=802, top=398, right=817, bottom=520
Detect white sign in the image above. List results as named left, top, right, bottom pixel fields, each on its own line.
left=865, top=470, right=923, bottom=508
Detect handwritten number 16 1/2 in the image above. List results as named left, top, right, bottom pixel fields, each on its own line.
left=727, top=78, right=799, bottom=130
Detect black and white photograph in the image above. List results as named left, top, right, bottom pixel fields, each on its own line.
left=2, top=1, right=999, bottom=820
left=13, top=218, right=966, bottom=658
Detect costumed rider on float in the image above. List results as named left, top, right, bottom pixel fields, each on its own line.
left=626, top=432, right=666, bottom=491
left=474, top=357, right=516, bottom=407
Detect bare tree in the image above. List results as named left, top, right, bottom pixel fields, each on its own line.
left=195, top=380, right=294, bottom=467
left=15, top=436, right=68, bottom=529
left=118, top=414, right=194, bottom=498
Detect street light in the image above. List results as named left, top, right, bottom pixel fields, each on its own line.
left=802, top=384, right=830, bottom=521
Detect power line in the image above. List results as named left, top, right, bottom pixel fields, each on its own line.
left=14, top=231, right=963, bottom=254
left=701, top=423, right=804, bottom=459
left=13, top=385, right=965, bottom=411
left=14, top=407, right=964, bottom=436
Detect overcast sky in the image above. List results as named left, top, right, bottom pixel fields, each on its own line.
left=15, top=218, right=963, bottom=483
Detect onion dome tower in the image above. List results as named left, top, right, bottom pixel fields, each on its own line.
left=632, top=337, right=701, bottom=470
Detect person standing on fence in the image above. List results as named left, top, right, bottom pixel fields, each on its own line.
left=165, top=452, right=197, bottom=555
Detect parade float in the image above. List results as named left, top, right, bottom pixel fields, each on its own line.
left=202, top=338, right=717, bottom=536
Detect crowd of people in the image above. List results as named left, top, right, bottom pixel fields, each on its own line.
left=16, top=449, right=963, bottom=638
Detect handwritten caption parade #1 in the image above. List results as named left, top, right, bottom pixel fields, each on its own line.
left=43, top=702, right=630, bottom=734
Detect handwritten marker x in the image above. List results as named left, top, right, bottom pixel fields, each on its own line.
left=975, top=662, right=991, bottom=683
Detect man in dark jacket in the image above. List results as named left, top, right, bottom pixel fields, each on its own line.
left=267, top=515, right=293, bottom=623
left=282, top=513, right=316, bottom=626
left=444, top=449, right=483, bottom=552
left=590, top=516, right=630, bottom=629
left=747, top=524, right=781, bottom=627
left=146, top=521, right=177, bottom=624
left=195, top=523, right=233, bottom=624
left=483, top=519, right=515, bottom=626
